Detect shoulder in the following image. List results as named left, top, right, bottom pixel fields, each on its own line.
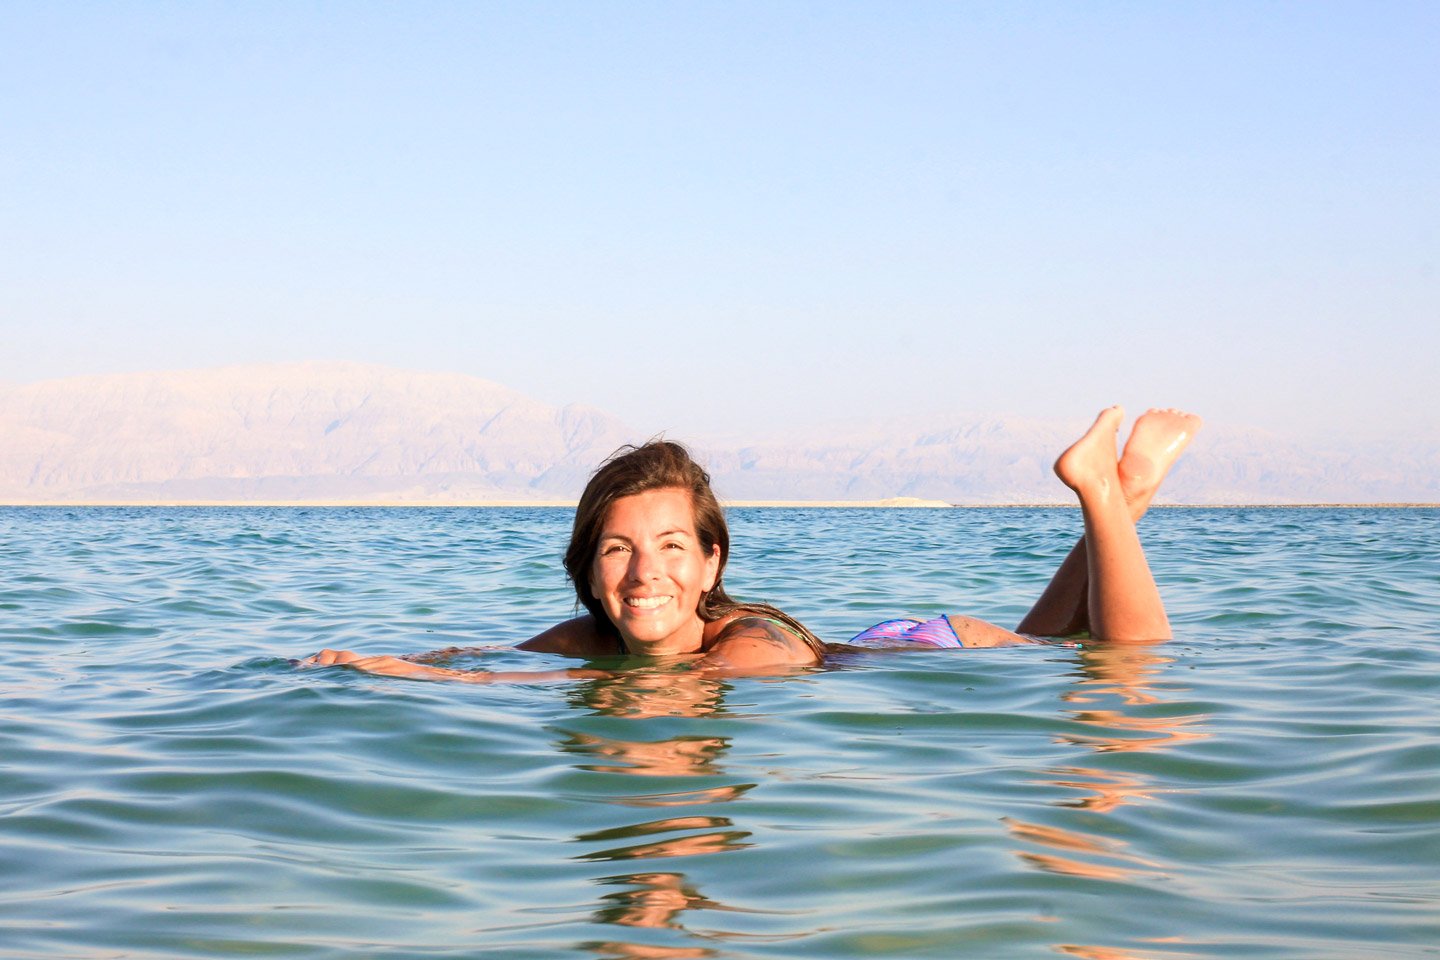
left=700, top=614, right=821, bottom=671
left=517, top=615, right=617, bottom=657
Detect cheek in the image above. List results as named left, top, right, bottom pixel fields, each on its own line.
left=677, top=554, right=710, bottom=588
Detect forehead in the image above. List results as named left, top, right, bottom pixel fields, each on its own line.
left=600, top=487, right=697, bottom=537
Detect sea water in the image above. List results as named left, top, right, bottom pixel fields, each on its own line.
left=1, top=506, right=1437, bottom=959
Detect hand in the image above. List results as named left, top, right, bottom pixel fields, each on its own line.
left=300, top=648, right=437, bottom=679
left=301, top=648, right=366, bottom=666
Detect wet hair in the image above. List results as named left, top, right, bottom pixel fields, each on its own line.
left=564, top=439, right=824, bottom=657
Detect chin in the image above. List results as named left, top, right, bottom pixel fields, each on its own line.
left=622, top=623, right=697, bottom=654
left=623, top=627, right=676, bottom=648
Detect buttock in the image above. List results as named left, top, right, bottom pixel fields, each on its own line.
left=848, top=616, right=964, bottom=649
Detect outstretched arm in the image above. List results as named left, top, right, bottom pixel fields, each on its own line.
left=301, top=648, right=611, bottom=684
left=299, top=615, right=622, bottom=683
left=301, top=614, right=826, bottom=683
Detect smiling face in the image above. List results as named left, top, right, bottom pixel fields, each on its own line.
left=589, top=487, right=721, bottom=656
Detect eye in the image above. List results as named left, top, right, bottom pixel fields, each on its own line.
left=599, top=543, right=629, bottom=557
left=663, top=540, right=685, bottom=551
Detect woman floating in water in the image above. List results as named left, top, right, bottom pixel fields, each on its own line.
left=304, top=406, right=1201, bottom=681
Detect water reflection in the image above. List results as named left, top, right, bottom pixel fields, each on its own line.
left=590, top=872, right=735, bottom=930
left=1027, top=645, right=1204, bottom=826
left=567, top=670, right=729, bottom=719
left=608, top=783, right=755, bottom=809
left=1036, top=641, right=1209, bottom=893
left=559, top=732, right=731, bottom=777
left=1019, top=644, right=1211, bottom=957
left=1051, top=644, right=1210, bottom=793
left=1003, top=816, right=1159, bottom=882
left=575, top=817, right=752, bottom=862
left=559, top=671, right=766, bottom=958
left=1054, top=941, right=1196, bottom=960
left=1041, top=766, right=1157, bottom=814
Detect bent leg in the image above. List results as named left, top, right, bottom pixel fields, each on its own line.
left=1052, top=407, right=1169, bottom=641
left=1014, top=537, right=1090, bottom=637
left=1016, top=408, right=1199, bottom=637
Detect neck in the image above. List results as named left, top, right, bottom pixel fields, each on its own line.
left=618, top=621, right=706, bottom=657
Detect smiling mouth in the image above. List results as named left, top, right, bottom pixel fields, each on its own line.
left=624, top=595, right=673, bottom=611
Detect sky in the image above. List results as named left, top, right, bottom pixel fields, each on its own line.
left=2, top=1, right=1436, bottom=445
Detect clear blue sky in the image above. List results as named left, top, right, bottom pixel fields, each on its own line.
left=2, top=1, right=1436, bottom=443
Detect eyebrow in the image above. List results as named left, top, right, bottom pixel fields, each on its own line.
left=598, top=529, right=695, bottom=542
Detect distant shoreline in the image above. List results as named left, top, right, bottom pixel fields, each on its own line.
left=2, top=500, right=1436, bottom=509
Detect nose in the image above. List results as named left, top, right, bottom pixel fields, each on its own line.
left=627, top=545, right=661, bottom=582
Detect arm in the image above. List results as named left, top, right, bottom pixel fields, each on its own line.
left=299, top=615, right=616, bottom=683
left=301, top=648, right=611, bottom=684
left=300, top=614, right=819, bottom=683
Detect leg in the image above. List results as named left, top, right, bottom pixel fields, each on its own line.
left=1017, top=408, right=1200, bottom=637
left=1013, top=537, right=1090, bottom=637
left=1056, top=406, right=1169, bottom=640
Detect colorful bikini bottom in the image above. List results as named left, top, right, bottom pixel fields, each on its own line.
left=848, top=616, right=966, bottom=648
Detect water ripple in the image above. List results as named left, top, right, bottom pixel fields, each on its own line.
left=1, top=506, right=1437, bottom=958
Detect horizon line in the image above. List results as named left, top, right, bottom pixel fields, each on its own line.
left=2, top=500, right=1435, bottom=509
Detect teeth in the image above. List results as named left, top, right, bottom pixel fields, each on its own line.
left=625, top=596, right=672, bottom=610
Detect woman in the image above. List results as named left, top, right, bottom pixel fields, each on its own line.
left=304, top=405, right=1200, bottom=681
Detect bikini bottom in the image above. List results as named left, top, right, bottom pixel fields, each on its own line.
left=848, top=616, right=965, bottom=648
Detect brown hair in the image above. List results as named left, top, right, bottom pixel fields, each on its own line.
left=564, top=440, right=823, bottom=657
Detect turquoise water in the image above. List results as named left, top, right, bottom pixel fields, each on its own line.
left=2, top=506, right=1437, bottom=959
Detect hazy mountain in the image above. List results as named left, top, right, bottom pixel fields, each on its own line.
left=717, top=422, right=1440, bottom=504
left=0, top=363, right=632, bottom=503
left=1, top=363, right=1434, bottom=504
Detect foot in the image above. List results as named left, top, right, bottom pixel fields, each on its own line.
left=1117, top=408, right=1203, bottom=519
left=1055, top=406, right=1125, bottom=498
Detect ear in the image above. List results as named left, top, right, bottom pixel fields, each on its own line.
left=703, top=544, right=720, bottom=591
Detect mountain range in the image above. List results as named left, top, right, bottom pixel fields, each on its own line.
left=1, top=363, right=1433, bottom=504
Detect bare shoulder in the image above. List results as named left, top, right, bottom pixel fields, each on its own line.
left=517, top=615, right=615, bottom=657
left=700, top=615, right=821, bottom=671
